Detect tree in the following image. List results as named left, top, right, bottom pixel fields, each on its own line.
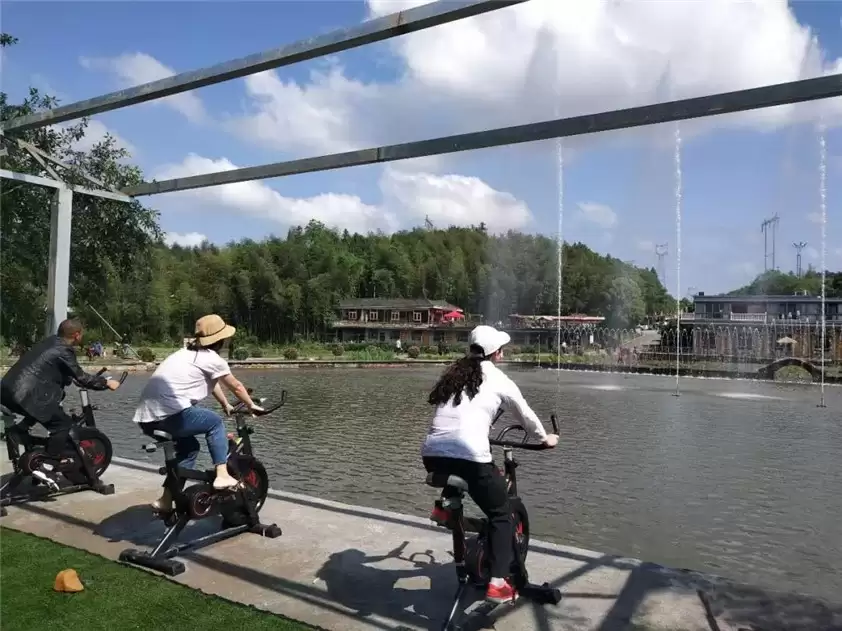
left=1, top=34, right=162, bottom=345
left=604, top=276, right=646, bottom=329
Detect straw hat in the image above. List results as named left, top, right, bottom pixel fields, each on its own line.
left=194, top=314, right=236, bottom=347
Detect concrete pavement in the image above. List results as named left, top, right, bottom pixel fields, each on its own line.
left=2, top=456, right=841, bottom=631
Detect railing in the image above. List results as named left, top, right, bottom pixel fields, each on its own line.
left=729, top=313, right=768, bottom=323
left=331, top=318, right=478, bottom=329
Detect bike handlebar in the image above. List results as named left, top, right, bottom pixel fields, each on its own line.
left=488, top=411, right=559, bottom=451
left=83, top=367, right=128, bottom=389
left=230, top=389, right=286, bottom=417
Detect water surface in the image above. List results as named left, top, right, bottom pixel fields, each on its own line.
left=83, top=367, right=841, bottom=601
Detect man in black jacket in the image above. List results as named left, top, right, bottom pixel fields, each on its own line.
left=0, top=319, right=121, bottom=484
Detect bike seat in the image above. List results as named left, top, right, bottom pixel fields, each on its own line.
left=152, top=430, right=173, bottom=442
left=425, top=473, right=469, bottom=492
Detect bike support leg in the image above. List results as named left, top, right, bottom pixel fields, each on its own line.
left=442, top=583, right=468, bottom=631
left=441, top=502, right=471, bottom=631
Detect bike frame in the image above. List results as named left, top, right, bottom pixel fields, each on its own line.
left=119, top=390, right=285, bottom=576
left=0, top=369, right=125, bottom=509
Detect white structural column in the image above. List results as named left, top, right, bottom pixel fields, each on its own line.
left=45, top=187, right=73, bottom=335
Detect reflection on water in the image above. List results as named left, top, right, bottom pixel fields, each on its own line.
left=86, top=368, right=841, bottom=601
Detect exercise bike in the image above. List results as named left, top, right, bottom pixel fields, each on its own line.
left=0, top=368, right=127, bottom=514
left=426, top=410, right=562, bottom=631
left=119, top=390, right=286, bottom=576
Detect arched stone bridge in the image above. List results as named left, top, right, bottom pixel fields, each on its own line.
left=757, top=357, right=822, bottom=380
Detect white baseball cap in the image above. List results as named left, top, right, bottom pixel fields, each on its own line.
left=469, top=325, right=511, bottom=357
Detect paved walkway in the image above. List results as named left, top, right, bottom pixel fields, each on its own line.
left=2, top=456, right=841, bottom=631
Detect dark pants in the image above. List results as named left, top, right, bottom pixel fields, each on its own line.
left=423, top=456, right=512, bottom=578
left=2, top=400, right=73, bottom=457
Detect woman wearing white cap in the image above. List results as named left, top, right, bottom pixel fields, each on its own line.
left=422, top=324, right=558, bottom=604
left=132, top=314, right=264, bottom=512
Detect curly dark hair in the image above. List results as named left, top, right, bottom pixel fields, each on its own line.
left=428, top=344, right=486, bottom=406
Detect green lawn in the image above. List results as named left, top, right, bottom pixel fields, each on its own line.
left=0, top=527, right=315, bottom=630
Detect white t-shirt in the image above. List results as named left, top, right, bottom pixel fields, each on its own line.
left=421, top=361, right=548, bottom=463
left=132, top=348, right=231, bottom=424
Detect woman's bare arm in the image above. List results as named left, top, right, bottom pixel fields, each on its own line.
left=219, top=373, right=260, bottom=410
left=211, top=382, right=232, bottom=414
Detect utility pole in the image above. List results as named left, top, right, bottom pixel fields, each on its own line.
left=424, top=215, right=434, bottom=230
left=655, top=243, right=668, bottom=285
left=761, top=214, right=779, bottom=271
left=793, top=241, right=807, bottom=277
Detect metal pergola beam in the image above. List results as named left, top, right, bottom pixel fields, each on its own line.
left=0, top=169, right=133, bottom=202
left=0, top=167, right=133, bottom=334
left=0, top=0, right=526, bottom=133
left=124, top=73, right=842, bottom=197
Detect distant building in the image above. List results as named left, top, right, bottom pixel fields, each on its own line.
left=332, top=299, right=608, bottom=350
left=683, top=292, right=842, bottom=361
left=332, top=298, right=477, bottom=346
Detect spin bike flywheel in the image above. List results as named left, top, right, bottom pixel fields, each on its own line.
left=17, top=428, right=112, bottom=486
left=219, top=455, right=270, bottom=526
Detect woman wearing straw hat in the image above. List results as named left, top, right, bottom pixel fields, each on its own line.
left=132, top=314, right=264, bottom=512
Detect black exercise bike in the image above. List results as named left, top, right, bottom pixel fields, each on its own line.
left=119, top=390, right=286, bottom=576
left=1, top=368, right=127, bottom=513
left=426, top=410, right=562, bottom=631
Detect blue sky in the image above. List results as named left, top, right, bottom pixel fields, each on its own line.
left=2, top=0, right=841, bottom=296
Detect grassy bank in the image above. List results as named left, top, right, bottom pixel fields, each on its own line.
left=0, top=527, right=314, bottom=630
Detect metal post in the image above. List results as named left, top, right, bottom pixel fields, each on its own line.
left=45, top=187, right=73, bottom=335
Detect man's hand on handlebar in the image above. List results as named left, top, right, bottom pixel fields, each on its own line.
left=542, top=434, right=559, bottom=448
left=105, top=378, right=122, bottom=391
left=248, top=402, right=265, bottom=415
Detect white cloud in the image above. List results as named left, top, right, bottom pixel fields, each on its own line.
left=81, top=0, right=842, bottom=161
left=806, top=246, right=820, bottom=261
left=80, top=53, right=207, bottom=123
left=380, top=166, right=531, bottom=232
left=164, top=232, right=207, bottom=248
left=154, top=154, right=393, bottom=234
left=807, top=212, right=825, bottom=224
left=232, top=0, right=842, bottom=156
left=151, top=154, right=532, bottom=235
left=577, top=201, right=617, bottom=229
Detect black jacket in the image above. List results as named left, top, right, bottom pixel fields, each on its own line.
left=0, top=335, right=108, bottom=422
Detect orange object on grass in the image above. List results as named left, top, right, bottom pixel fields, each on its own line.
left=54, top=569, right=84, bottom=593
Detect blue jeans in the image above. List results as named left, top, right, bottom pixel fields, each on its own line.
left=143, top=405, right=229, bottom=468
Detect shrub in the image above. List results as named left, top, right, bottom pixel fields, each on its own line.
left=407, top=345, right=421, bottom=359
left=249, top=346, right=264, bottom=358
left=137, top=347, right=156, bottom=363
left=507, top=345, right=521, bottom=356
left=232, top=347, right=250, bottom=361
left=283, top=347, right=299, bottom=360
left=331, top=343, right=345, bottom=356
